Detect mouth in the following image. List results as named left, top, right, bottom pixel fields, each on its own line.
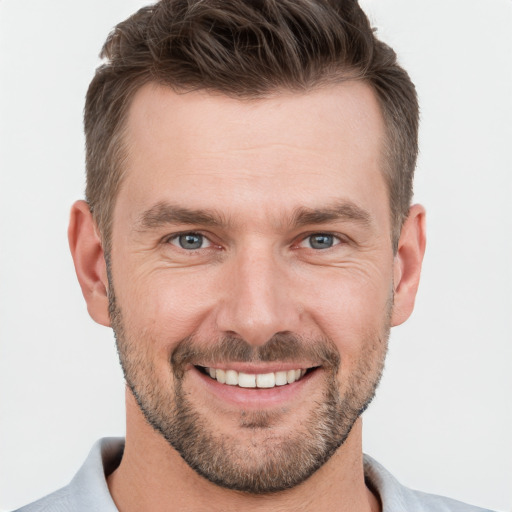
left=195, top=365, right=318, bottom=389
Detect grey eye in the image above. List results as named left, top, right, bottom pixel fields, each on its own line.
left=306, top=234, right=335, bottom=249
left=171, top=233, right=210, bottom=250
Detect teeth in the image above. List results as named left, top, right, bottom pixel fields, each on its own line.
left=256, top=372, right=275, bottom=388
left=225, top=370, right=238, bottom=385
left=238, top=372, right=256, bottom=388
left=275, top=371, right=288, bottom=386
left=204, top=367, right=309, bottom=388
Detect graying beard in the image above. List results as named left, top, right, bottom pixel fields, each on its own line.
left=107, top=266, right=389, bottom=494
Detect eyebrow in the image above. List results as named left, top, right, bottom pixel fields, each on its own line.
left=135, top=200, right=372, bottom=232
left=136, top=202, right=224, bottom=230
left=291, top=202, right=372, bottom=228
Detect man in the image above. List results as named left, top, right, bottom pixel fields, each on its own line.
left=14, top=1, right=496, bottom=511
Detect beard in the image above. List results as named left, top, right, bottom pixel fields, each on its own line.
left=109, top=284, right=390, bottom=494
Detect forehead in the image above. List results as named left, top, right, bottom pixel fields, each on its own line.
left=116, top=82, right=389, bottom=230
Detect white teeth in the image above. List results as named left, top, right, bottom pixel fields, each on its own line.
left=275, top=371, right=288, bottom=386
left=204, top=367, right=309, bottom=388
left=225, top=370, right=238, bottom=385
left=256, top=372, right=275, bottom=388
left=238, top=372, right=256, bottom=388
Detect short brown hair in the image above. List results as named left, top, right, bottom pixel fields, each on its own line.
left=85, top=0, right=418, bottom=251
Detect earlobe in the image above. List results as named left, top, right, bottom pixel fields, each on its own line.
left=391, top=204, right=426, bottom=327
left=68, top=200, right=111, bottom=327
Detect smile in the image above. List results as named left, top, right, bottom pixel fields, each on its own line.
left=198, top=366, right=311, bottom=388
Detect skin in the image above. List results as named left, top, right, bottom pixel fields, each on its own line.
left=69, top=81, right=426, bottom=512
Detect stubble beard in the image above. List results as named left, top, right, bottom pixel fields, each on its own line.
left=109, top=285, right=390, bottom=494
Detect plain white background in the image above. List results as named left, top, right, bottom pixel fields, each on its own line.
left=0, top=1, right=511, bottom=510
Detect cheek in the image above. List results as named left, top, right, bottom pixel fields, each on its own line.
left=306, top=279, right=391, bottom=396
left=302, top=266, right=393, bottom=354
left=114, top=266, right=217, bottom=348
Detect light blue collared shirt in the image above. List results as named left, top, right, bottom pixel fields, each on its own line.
left=14, top=438, right=496, bottom=512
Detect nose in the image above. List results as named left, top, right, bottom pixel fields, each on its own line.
left=215, top=244, right=301, bottom=346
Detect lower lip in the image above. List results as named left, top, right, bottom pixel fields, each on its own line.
left=189, top=366, right=319, bottom=409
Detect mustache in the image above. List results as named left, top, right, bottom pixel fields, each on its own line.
left=171, top=332, right=340, bottom=378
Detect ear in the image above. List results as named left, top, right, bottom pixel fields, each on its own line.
left=68, top=200, right=111, bottom=327
left=391, top=204, right=427, bottom=327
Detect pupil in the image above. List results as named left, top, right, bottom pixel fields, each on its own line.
left=179, top=233, right=202, bottom=249
left=310, top=234, right=333, bottom=249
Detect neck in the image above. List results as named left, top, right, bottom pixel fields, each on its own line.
left=107, top=391, right=380, bottom=512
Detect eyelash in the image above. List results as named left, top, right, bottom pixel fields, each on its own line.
left=166, top=232, right=213, bottom=250
left=297, top=233, right=343, bottom=250
left=164, top=231, right=346, bottom=252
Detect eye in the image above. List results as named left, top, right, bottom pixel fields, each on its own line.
left=169, top=232, right=211, bottom=250
left=299, top=233, right=340, bottom=250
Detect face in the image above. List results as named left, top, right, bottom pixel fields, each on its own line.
left=108, top=82, right=396, bottom=493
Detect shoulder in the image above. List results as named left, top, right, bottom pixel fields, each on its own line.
left=363, top=454, right=496, bottom=512
left=12, top=438, right=123, bottom=512
left=399, top=487, right=496, bottom=512
left=13, top=487, right=73, bottom=512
